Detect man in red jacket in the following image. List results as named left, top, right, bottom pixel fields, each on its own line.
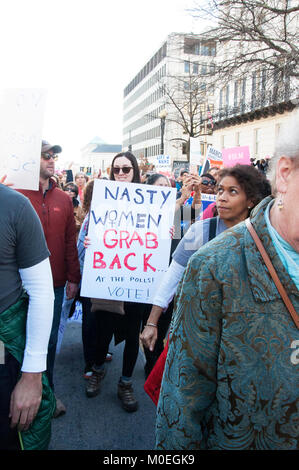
left=18, top=140, right=81, bottom=417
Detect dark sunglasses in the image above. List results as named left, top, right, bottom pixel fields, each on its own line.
left=201, top=179, right=216, bottom=186
left=65, top=187, right=76, bottom=192
left=41, top=153, right=58, bottom=161
left=113, top=166, right=133, bottom=175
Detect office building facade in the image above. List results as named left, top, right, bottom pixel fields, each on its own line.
left=122, top=33, right=217, bottom=168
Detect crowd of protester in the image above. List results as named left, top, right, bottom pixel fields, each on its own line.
left=0, top=110, right=298, bottom=450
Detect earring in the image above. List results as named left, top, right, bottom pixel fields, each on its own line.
left=277, top=194, right=284, bottom=210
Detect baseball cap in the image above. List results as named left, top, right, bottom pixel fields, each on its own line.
left=41, top=140, right=62, bottom=154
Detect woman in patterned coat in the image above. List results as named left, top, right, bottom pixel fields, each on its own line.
left=155, top=112, right=299, bottom=450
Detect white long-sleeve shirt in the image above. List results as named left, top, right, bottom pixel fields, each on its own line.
left=19, top=258, right=54, bottom=372
left=152, top=259, right=185, bottom=309
left=152, top=217, right=227, bottom=311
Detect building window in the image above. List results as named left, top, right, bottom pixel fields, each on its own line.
left=193, top=62, right=199, bottom=74
left=201, top=63, right=207, bottom=75
left=208, top=84, right=215, bottom=95
left=200, top=41, right=216, bottom=56
left=251, top=73, right=257, bottom=108
left=219, top=88, right=223, bottom=111
left=184, top=38, right=200, bottom=55
left=221, top=135, right=226, bottom=149
left=225, top=85, right=230, bottom=110
left=184, top=61, right=190, bottom=73
left=234, top=81, right=239, bottom=108
left=254, top=128, right=261, bottom=156
left=200, top=82, right=207, bottom=92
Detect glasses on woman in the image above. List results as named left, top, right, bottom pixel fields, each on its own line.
left=113, top=166, right=133, bottom=175
left=65, top=188, right=76, bottom=193
left=201, top=179, right=216, bottom=186
left=41, top=153, right=59, bottom=161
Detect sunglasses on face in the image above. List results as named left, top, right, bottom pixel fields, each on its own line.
left=41, top=153, right=58, bottom=161
left=201, top=179, right=216, bottom=186
left=113, top=166, right=133, bottom=175
left=65, top=188, right=76, bottom=192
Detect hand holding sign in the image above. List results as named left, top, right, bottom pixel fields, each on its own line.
left=0, top=174, right=14, bottom=187
left=80, top=179, right=177, bottom=304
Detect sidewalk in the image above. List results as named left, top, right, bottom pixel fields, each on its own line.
left=49, top=322, right=156, bottom=450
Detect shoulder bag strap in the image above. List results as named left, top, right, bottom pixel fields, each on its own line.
left=245, top=218, right=299, bottom=329
left=208, top=217, right=217, bottom=241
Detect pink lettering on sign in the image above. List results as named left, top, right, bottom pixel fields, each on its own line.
left=222, top=146, right=250, bottom=167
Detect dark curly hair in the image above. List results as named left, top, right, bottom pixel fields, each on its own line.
left=213, top=164, right=271, bottom=216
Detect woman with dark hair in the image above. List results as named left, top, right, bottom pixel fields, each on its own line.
left=109, top=152, right=141, bottom=184
left=84, top=152, right=144, bottom=412
left=63, top=182, right=85, bottom=236
left=199, top=172, right=217, bottom=194
left=144, top=173, right=169, bottom=186
left=141, top=164, right=271, bottom=363
left=216, top=164, right=271, bottom=210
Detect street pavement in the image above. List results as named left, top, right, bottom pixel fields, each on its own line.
left=49, top=320, right=157, bottom=450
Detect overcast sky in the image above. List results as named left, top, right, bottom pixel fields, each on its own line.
left=0, top=0, right=198, bottom=165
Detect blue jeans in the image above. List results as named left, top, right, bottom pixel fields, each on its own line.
left=46, top=286, right=64, bottom=391
left=81, top=296, right=97, bottom=368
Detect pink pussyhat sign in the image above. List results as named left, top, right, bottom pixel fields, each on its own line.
left=222, top=145, right=251, bottom=167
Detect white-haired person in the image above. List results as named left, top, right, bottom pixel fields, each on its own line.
left=155, top=110, right=299, bottom=450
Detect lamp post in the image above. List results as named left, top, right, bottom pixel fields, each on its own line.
left=159, top=109, right=167, bottom=155
left=128, top=130, right=132, bottom=152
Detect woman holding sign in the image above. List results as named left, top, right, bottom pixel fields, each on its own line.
left=84, top=152, right=143, bottom=413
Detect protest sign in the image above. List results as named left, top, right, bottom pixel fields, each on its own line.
left=172, top=161, right=189, bottom=178
left=207, top=146, right=223, bottom=166
left=222, top=145, right=250, bottom=167
left=155, top=154, right=170, bottom=168
left=189, top=137, right=204, bottom=166
left=0, top=88, right=47, bottom=190
left=200, top=146, right=223, bottom=175
left=80, top=179, right=177, bottom=304
left=200, top=193, right=217, bottom=214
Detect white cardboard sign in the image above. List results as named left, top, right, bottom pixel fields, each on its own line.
left=80, top=179, right=177, bottom=304
left=0, top=89, right=47, bottom=190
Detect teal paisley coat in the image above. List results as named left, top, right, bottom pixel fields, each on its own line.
left=155, top=197, right=299, bottom=450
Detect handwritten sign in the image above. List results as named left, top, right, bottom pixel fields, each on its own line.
left=200, top=146, right=223, bottom=175
left=222, top=145, right=250, bottom=167
left=0, top=89, right=47, bottom=190
left=200, top=193, right=217, bottom=214
left=155, top=154, right=170, bottom=168
left=172, top=161, right=189, bottom=179
left=190, top=137, right=203, bottom=166
left=80, top=179, right=177, bottom=304
left=206, top=146, right=223, bottom=166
